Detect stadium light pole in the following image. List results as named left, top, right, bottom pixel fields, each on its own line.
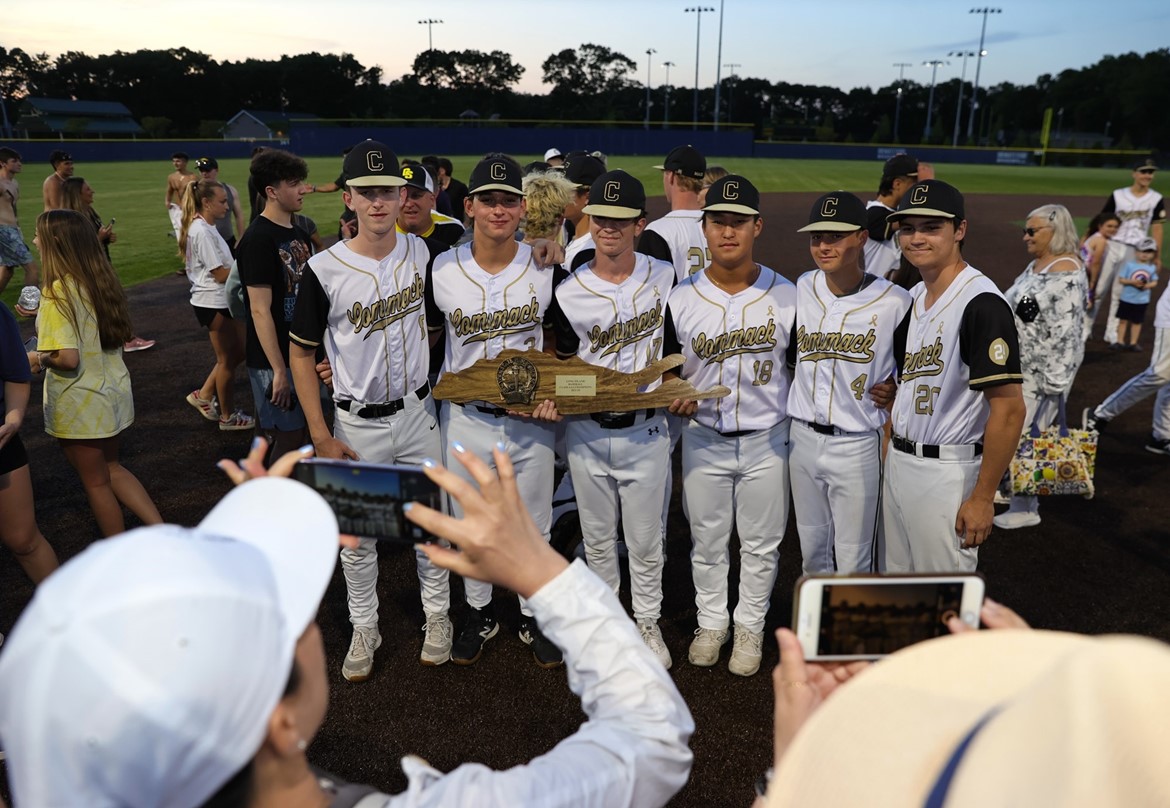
left=923, top=59, right=948, bottom=142
left=418, top=19, right=444, bottom=51
left=723, top=63, right=741, bottom=122
left=644, top=49, right=657, bottom=131
left=948, top=50, right=977, bottom=147
left=685, top=6, right=714, bottom=130
left=967, top=8, right=1001, bottom=140
left=893, top=62, right=913, bottom=143
left=663, top=61, right=676, bottom=128
left=713, top=0, right=725, bottom=132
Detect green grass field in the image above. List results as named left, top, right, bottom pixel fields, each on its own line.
left=2, top=155, right=1122, bottom=312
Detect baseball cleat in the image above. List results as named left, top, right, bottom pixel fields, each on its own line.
left=451, top=605, right=498, bottom=666
left=420, top=613, right=453, bottom=666
left=342, top=625, right=382, bottom=682
left=688, top=627, right=729, bottom=667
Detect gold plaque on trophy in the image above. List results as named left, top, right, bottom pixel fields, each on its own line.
left=432, top=349, right=730, bottom=415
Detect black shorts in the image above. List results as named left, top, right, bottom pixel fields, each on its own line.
left=0, top=432, right=29, bottom=476
left=1116, top=300, right=1148, bottom=323
left=193, top=305, right=232, bottom=329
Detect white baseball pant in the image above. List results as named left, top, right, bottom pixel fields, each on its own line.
left=441, top=401, right=554, bottom=617
left=335, top=393, right=448, bottom=629
left=566, top=412, right=669, bottom=620
left=880, top=450, right=980, bottom=572
left=1095, top=326, right=1170, bottom=439
left=1093, top=241, right=1135, bottom=344
left=683, top=418, right=791, bottom=634
left=789, top=422, right=882, bottom=574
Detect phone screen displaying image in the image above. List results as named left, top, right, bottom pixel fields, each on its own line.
left=817, top=582, right=964, bottom=657
left=293, top=460, right=441, bottom=544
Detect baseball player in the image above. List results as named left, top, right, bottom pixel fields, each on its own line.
left=548, top=170, right=675, bottom=668
left=638, top=144, right=710, bottom=281
left=431, top=154, right=565, bottom=669
left=663, top=175, right=797, bottom=677
left=289, top=140, right=452, bottom=680
left=562, top=154, right=607, bottom=270
left=881, top=179, right=1025, bottom=573
left=863, top=153, right=920, bottom=278
left=1093, top=158, right=1165, bottom=345
left=788, top=191, right=912, bottom=574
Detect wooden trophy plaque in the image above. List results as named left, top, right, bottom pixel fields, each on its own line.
left=431, top=350, right=729, bottom=415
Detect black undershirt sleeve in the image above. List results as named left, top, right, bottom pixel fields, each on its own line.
left=663, top=303, right=682, bottom=357
left=959, top=293, right=1023, bottom=389
left=892, top=307, right=911, bottom=379
left=636, top=229, right=674, bottom=264
left=289, top=267, right=328, bottom=347
left=866, top=206, right=891, bottom=242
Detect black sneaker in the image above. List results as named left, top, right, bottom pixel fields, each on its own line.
left=1083, top=406, right=1107, bottom=434
left=451, top=604, right=498, bottom=666
left=518, top=616, right=564, bottom=669
left=1145, top=437, right=1170, bottom=456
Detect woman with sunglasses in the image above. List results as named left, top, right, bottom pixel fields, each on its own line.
left=994, top=204, right=1088, bottom=530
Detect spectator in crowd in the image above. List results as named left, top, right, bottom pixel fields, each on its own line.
left=544, top=147, right=566, bottom=168
left=699, top=164, right=728, bottom=206
left=1080, top=212, right=1120, bottom=330
left=61, top=176, right=155, bottom=353
left=1, top=300, right=58, bottom=587
left=0, top=147, right=41, bottom=312
left=179, top=179, right=255, bottom=432
left=25, top=209, right=161, bottom=537
left=0, top=440, right=694, bottom=808
left=423, top=155, right=469, bottom=224
left=520, top=168, right=575, bottom=243
left=397, top=161, right=464, bottom=247
left=194, top=156, right=246, bottom=254
left=994, top=204, right=1087, bottom=530
left=246, top=145, right=268, bottom=222
left=1113, top=237, right=1159, bottom=351
left=41, top=149, right=73, bottom=212
left=164, top=152, right=197, bottom=249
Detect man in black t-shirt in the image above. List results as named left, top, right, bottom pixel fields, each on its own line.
left=237, top=148, right=313, bottom=458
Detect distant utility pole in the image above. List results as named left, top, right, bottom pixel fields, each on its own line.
left=713, top=0, right=725, bottom=132
left=645, top=48, right=657, bottom=131
left=418, top=18, right=444, bottom=52
left=723, top=63, right=741, bottom=122
left=967, top=7, right=1001, bottom=140
left=948, top=50, right=978, bottom=147
left=663, top=61, right=676, bottom=128
left=685, top=6, right=714, bottom=130
left=923, top=59, right=949, bottom=141
left=893, top=62, right=912, bottom=142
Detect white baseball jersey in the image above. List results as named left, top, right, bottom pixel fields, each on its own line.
left=431, top=241, right=556, bottom=374
left=564, top=233, right=595, bottom=271
left=891, top=265, right=1022, bottom=446
left=551, top=254, right=675, bottom=384
left=639, top=210, right=710, bottom=282
left=863, top=200, right=899, bottom=277
left=665, top=266, right=797, bottom=433
left=1104, top=187, right=1166, bottom=247
left=290, top=234, right=436, bottom=403
left=787, top=271, right=911, bottom=432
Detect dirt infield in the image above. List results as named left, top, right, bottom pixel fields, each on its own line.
left=3, top=191, right=1167, bottom=806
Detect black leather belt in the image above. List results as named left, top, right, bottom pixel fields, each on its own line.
left=337, top=382, right=429, bottom=419
left=590, top=408, right=657, bottom=430
left=806, top=420, right=837, bottom=436
left=891, top=434, right=983, bottom=459
left=719, top=429, right=758, bottom=438
left=459, top=402, right=508, bottom=418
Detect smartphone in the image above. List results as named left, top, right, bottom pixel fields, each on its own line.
left=109, top=217, right=116, bottom=227
left=292, top=458, right=442, bottom=544
left=792, top=573, right=985, bottom=661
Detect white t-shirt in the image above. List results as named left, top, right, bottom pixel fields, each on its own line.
left=186, top=217, right=232, bottom=309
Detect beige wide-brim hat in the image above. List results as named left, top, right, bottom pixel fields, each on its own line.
left=768, top=629, right=1170, bottom=807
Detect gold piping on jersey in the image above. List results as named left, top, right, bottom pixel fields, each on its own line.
left=450, top=244, right=541, bottom=347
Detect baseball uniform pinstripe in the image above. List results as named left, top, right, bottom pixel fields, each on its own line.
left=881, top=265, right=1022, bottom=572
left=290, top=234, right=449, bottom=629
left=550, top=254, right=674, bottom=621
left=432, top=241, right=558, bottom=616
left=664, top=266, right=796, bottom=634
left=787, top=271, right=911, bottom=574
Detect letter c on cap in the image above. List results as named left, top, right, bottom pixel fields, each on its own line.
left=820, top=197, right=838, bottom=218
left=603, top=180, right=621, bottom=202
left=490, top=162, right=507, bottom=180
left=366, top=150, right=383, bottom=172
left=724, top=180, right=739, bottom=200
left=910, top=185, right=929, bottom=205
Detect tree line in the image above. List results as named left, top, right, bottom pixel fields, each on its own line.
left=1, top=43, right=1166, bottom=149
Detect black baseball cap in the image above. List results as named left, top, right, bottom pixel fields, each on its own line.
left=797, top=191, right=867, bottom=232
left=564, top=154, right=607, bottom=190
left=654, top=145, right=706, bottom=180
left=1134, top=158, right=1158, bottom=172
left=702, top=175, right=760, bottom=215
left=881, top=153, right=919, bottom=180
left=887, top=179, right=966, bottom=222
left=582, top=170, right=646, bottom=219
left=400, top=161, right=434, bottom=193
left=195, top=157, right=219, bottom=171
left=343, top=140, right=406, bottom=188
left=468, top=155, right=524, bottom=195
left=49, top=150, right=72, bottom=167
left=522, top=160, right=551, bottom=177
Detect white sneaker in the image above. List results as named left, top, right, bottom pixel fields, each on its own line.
left=342, top=625, right=382, bottom=682
left=420, top=613, right=453, bottom=666
left=637, top=619, right=673, bottom=669
left=993, top=490, right=1010, bottom=506
left=688, top=626, right=729, bottom=667
left=993, top=511, right=1041, bottom=530
left=728, top=626, right=764, bottom=677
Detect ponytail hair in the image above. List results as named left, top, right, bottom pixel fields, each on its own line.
left=179, top=179, right=223, bottom=255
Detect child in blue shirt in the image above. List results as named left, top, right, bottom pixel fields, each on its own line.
left=1116, top=237, right=1160, bottom=351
